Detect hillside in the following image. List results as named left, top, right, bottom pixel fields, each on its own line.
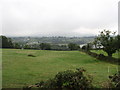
left=10, top=36, right=95, bottom=45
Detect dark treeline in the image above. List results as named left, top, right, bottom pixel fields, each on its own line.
left=0, top=36, right=13, bottom=48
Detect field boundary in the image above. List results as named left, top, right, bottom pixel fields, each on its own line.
left=82, top=50, right=120, bottom=65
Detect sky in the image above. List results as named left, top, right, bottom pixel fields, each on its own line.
left=0, top=0, right=119, bottom=37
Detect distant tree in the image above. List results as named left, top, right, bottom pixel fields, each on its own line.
left=50, top=44, right=69, bottom=51
left=24, top=45, right=31, bottom=49
left=13, top=43, right=21, bottom=49
left=81, top=45, right=87, bottom=50
left=68, top=43, right=80, bottom=50
left=0, top=36, right=13, bottom=48
left=115, top=35, right=120, bottom=51
left=95, top=30, right=117, bottom=57
left=93, top=37, right=98, bottom=49
left=39, top=43, right=51, bottom=50
left=86, top=43, right=93, bottom=51
left=0, top=36, right=1, bottom=48
left=81, top=43, right=92, bottom=51
left=31, top=44, right=40, bottom=49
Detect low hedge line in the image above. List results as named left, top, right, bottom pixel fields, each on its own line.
left=82, top=50, right=120, bottom=64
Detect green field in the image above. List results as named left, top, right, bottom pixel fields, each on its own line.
left=91, top=50, right=120, bottom=58
left=2, top=49, right=119, bottom=88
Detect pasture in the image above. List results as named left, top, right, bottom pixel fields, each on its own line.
left=91, top=50, right=120, bottom=58
left=2, top=49, right=119, bottom=88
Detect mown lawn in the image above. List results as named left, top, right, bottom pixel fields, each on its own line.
left=2, top=49, right=119, bottom=88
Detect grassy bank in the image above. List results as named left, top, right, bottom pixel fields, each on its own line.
left=91, top=50, right=120, bottom=58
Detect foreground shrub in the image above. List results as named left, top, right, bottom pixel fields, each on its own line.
left=109, top=72, right=120, bottom=88
left=30, top=68, right=93, bottom=89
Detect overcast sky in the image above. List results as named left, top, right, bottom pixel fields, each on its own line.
left=0, top=0, right=119, bottom=37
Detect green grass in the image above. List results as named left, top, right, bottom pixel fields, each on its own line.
left=91, top=50, right=120, bottom=58
left=2, top=49, right=119, bottom=88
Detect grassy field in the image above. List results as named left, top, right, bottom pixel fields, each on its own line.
left=2, top=49, right=119, bottom=88
left=91, top=50, right=120, bottom=58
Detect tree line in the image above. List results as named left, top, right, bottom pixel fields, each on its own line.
left=0, top=35, right=80, bottom=51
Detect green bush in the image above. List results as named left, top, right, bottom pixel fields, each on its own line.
left=109, top=72, right=120, bottom=88
left=33, top=68, right=93, bottom=89
left=39, top=43, right=51, bottom=50
left=68, top=43, right=80, bottom=50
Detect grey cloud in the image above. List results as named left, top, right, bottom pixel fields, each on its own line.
left=1, top=0, right=119, bottom=36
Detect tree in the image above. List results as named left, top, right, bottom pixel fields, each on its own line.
left=81, top=43, right=93, bottom=51
left=0, top=36, right=13, bottom=48
left=93, top=37, right=98, bottom=49
left=95, top=30, right=117, bottom=57
left=24, top=45, right=31, bottom=49
left=86, top=43, right=93, bottom=51
left=81, top=45, right=87, bottom=50
left=13, top=43, right=21, bottom=49
left=39, top=43, right=51, bottom=50
left=68, top=43, right=80, bottom=50
left=115, top=35, right=120, bottom=51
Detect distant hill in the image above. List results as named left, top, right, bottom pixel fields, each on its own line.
left=10, top=36, right=95, bottom=45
